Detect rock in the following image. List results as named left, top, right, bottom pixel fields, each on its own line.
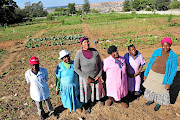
left=14, top=93, right=17, bottom=96
left=176, top=113, right=180, bottom=117
left=0, top=96, right=12, bottom=100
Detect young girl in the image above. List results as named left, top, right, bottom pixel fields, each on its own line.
left=56, top=50, right=82, bottom=114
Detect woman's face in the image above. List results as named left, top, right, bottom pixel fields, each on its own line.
left=82, top=40, right=90, bottom=50
left=162, top=42, right=171, bottom=52
left=129, top=46, right=137, bottom=56
left=111, top=51, right=119, bottom=58
left=62, top=55, right=71, bottom=63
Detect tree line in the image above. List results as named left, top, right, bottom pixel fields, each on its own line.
left=0, top=0, right=48, bottom=26
left=1, top=0, right=179, bottom=26
left=0, top=0, right=90, bottom=26
left=52, top=0, right=90, bottom=17
left=123, top=0, right=180, bottom=12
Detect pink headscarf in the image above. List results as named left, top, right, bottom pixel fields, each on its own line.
left=161, top=37, right=172, bottom=46
left=80, top=37, right=88, bottom=44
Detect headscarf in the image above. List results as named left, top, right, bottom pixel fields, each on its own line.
left=80, top=37, right=88, bottom=44
left=161, top=37, right=172, bottom=46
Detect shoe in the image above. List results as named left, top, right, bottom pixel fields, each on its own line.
left=145, top=101, right=154, bottom=106
left=134, top=91, right=140, bottom=96
left=48, top=110, right=54, bottom=117
left=85, top=107, right=91, bottom=114
left=154, top=104, right=161, bottom=111
left=76, top=108, right=82, bottom=114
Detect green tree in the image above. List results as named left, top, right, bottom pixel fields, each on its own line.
left=148, top=0, right=156, bottom=10
left=83, top=0, right=90, bottom=13
left=155, top=0, right=171, bottom=11
left=68, top=3, right=75, bottom=15
left=0, top=0, right=25, bottom=26
left=123, top=0, right=131, bottom=11
left=24, top=1, right=47, bottom=17
left=132, top=0, right=141, bottom=11
left=170, top=0, right=180, bottom=9
left=54, top=8, right=68, bottom=16
left=139, top=0, right=148, bottom=10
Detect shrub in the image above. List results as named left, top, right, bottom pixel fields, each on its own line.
left=90, top=9, right=99, bottom=13
left=131, top=11, right=136, bottom=15
left=168, top=23, right=180, bottom=27
left=145, top=7, right=152, bottom=11
left=46, top=14, right=54, bottom=21
left=61, top=19, right=65, bottom=25
left=170, top=1, right=180, bottom=9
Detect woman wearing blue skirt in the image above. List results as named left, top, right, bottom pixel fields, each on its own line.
left=56, top=50, right=82, bottom=114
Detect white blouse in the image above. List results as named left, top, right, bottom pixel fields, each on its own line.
left=25, top=67, right=49, bottom=102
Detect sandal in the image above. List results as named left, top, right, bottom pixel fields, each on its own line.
left=154, top=104, right=161, bottom=111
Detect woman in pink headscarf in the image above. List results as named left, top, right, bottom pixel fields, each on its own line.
left=143, top=37, right=178, bottom=111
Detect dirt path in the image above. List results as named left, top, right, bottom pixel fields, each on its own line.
left=0, top=30, right=46, bottom=74
left=82, top=23, right=107, bottom=60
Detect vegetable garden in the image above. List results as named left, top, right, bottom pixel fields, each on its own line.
left=24, top=34, right=84, bottom=48
left=98, top=32, right=178, bottom=49
left=0, top=13, right=180, bottom=120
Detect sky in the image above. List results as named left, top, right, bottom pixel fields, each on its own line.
left=14, top=0, right=124, bottom=9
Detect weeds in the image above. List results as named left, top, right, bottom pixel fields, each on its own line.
left=168, top=14, right=173, bottom=23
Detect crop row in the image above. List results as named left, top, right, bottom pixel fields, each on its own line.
left=99, top=34, right=178, bottom=49
left=41, top=28, right=82, bottom=37
left=24, top=34, right=84, bottom=48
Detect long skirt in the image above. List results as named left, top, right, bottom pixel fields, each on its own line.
left=60, top=84, right=82, bottom=112
left=79, top=77, right=105, bottom=103
left=143, top=69, right=170, bottom=105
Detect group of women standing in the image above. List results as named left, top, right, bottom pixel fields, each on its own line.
left=55, top=36, right=178, bottom=114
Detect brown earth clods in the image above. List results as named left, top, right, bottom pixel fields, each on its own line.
left=0, top=23, right=180, bottom=120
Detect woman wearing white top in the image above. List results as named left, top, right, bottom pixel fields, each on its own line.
left=25, top=56, right=54, bottom=120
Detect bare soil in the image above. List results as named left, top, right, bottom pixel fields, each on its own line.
left=0, top=23, right=179, bottom=120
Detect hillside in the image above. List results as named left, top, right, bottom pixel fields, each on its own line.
left=75, top=1, right=124, bottom=13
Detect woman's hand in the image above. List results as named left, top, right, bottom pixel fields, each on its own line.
left=144, top=76, right=147, bottom=80
left=134, top=72, right=139, bottom=77
left=87, top=77, right=94, bottom=83
left=94, top=76, right=100, bottom=81
left=165, top=84, right=170, bottom=90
